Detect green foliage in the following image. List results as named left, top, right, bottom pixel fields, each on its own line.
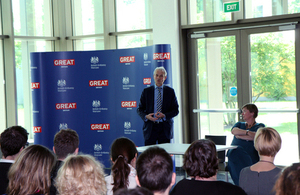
left=274, top=122, right=297, bottom=134
left=251, top=33, right=295, bottom=101
left=220, top=36, right=237, bottom=125
left=15, top=41, right=22, bottom=70
left=289, top=1, right=300, bottom=13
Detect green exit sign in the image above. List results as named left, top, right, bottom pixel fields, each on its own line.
left=224, top=2, right=240, bottom=13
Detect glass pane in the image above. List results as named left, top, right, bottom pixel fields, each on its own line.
left=12, top=0, right=52, bottom=36
left=115, top=0, right=152, bottom=32
left=117, top=34, right=153, bottom=49
left=188, top=0, right=232, bottom=24
left=73, top=39, right=105, bottom=51
left=245, top=0, right=300, bottom=18
left=250, top=30, right=297, bottom=165
left=198, top=36, right=237, bottom=137
left=72, top=0, right=104, bottom=35
left=0, top=40, right=5, bottom=131
left=15, top=40, right=53, bottom=141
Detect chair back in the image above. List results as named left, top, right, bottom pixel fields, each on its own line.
left=205, top=135, right=226, bottom=163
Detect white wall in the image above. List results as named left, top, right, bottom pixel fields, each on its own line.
left=152, top=0, right=183, bottom=143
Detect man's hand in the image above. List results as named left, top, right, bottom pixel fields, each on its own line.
left=155, top=112, right=165, bottom=119
left=146, top=113, right=158, bottom=121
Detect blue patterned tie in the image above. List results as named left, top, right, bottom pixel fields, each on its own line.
left=157, top=87, right=162, bottom=113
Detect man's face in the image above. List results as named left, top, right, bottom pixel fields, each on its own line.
left=154, top=70, right=167, bottom=87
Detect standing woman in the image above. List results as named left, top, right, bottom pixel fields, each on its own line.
left=6, top=145, right=56, bottom=195
left=227, top=103, right=265, bottom=185
left=105, top=137, right=138, bottom=195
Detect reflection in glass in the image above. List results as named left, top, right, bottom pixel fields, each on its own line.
left=72, top=0, right=104, bottom=36
left=12, top=0, right=52, bottom=36
left=115, top=0, right=152, bottom=32
left=15, top=40, right=53, bottom=140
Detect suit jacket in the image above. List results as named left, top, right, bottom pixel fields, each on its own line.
left=50, top=160, right=64, bottom=195
left=137, top=85, right=179, bottom=140
left=0, top=162, right=13, bottom=195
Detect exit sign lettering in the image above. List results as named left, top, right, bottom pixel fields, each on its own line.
left=224, top=2, right=240, bottom=13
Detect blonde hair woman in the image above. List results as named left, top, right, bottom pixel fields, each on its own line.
left=55, top=154, right=106, bottom=195
left=6, top=144, right=56, bottom=195
left=239, top=127, right=282, bottom=195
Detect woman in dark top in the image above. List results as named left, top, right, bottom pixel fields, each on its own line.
left=239, top=127, right=282, bottom=195
left=170, top=139, right=246, bottom=195
left=227, top=103, right=265, bottom=185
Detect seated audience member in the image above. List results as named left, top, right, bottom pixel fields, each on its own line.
left=0, top=126, right=29, bottom=195
left=135, top=146, right=176, bottom=195
left=227, top=103, right=265, bottom=185
left=170, top=139, right=246, bottom=195
left=239, top=127, right=282, bottom=195
left=115, top=187, right=153, bottom=195
left=55, top=154, right=107, bottom=195
left=50, top=129, right=79, bottom=195
left=274, top=163, right=300, bottom=195
left=106, top=137, right=138, bottom=195
left=6, top=144, right=56, bottom=195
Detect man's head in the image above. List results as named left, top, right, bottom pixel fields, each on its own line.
left=53, top=129, right=79, bottom=160
left=0, top=126, right=28, bottom=158
left=153, top=67, right=167, bottom=87
left=136, top=146, right=175, bottom=194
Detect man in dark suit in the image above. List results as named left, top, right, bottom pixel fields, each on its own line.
left=0, top=126, right=29, bottom=195
left=137, top=66, right=179, bottom=146
left=50, top=128, right=79, bottom=195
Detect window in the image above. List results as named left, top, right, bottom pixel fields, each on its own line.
left=245, top=0, right=300, bottom=19
left=187, top=0, right=232, bottom=24
left=115, top=0, right=152, bottom=31
left=12, top=0, right=52, bottom=36
left=72, top=0, right=104, bottom=36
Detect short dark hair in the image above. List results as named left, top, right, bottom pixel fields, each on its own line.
left=53, top=129, right=79, bottom=159
left=115, top=187, right=153, bottom=195
left=136, top=146, right=173, bottom=193
left=242, top=103, right=258, bottom=118
left=0, top=126, right=28, bottom=158
left=183, top=139, right=218, bottom=178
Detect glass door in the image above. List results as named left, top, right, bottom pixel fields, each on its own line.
left=249, top=30, right=298, bottom=165
left=197, top=34, right=239, bottom=145
left=195, top=28, right=298, bottom=165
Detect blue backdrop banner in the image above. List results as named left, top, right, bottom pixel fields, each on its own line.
left=30, top=44, right=172, bottom=167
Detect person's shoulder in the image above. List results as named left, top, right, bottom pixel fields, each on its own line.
left=143, top=85, right=154, bottom=91
left=256, top=122, right=265, bottom=127
left=216, top=181, right=247, bottom=194
left=232, top=121, right=244, bottom=128
left=163, top=85, right=174, bottom=90
left=240, top=166, right=251, bottom=174
left=105, top=174, right=112, bottom=182
left=0, top=162, right=13, bottom=169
